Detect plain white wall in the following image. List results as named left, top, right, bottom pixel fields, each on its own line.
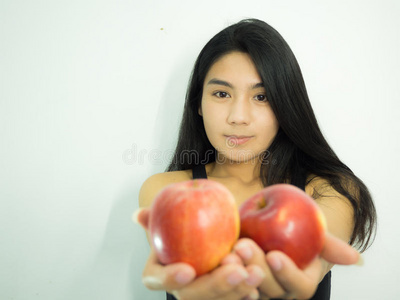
left=1, top=0, right=399, bottom=299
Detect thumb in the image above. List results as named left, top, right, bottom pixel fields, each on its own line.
left=142, top=250, right=196, bottom=291
left=320, top=233, right=361, bottom=265
left=133, top=208, right=150, bottom=230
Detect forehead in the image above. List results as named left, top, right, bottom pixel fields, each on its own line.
left=204, top=51, right=262, bottom=85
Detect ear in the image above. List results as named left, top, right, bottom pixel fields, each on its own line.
left=198, top=106, right=203, bottom=116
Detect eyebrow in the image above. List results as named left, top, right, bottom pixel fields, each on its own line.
left=206, top=78, right=264, bottom=89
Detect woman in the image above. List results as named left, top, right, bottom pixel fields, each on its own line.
left=135, top=18, right=376, bottom=299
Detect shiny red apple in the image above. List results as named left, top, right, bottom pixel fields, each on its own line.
left=239, top=184, right=327, bottom=269
left=149, top=179, right=240, bottom=276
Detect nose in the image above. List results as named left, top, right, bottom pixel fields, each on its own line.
left=227, top=98, right=250, bottom=125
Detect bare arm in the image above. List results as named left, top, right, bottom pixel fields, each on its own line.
left=307, top=177, right=356, bottom=275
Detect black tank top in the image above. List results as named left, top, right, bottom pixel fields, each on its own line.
left=166, top=164, right=331, bottom=300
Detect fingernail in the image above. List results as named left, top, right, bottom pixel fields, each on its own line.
left=227, top=269, right=249, bottom=286
left=142, top=276, right=162, bottom=288
left=234, top=243, right=253, bottom=260
left=132, top=208, right=143, bottom=224
left=221, top=254, right=239, bottom=265
left=355, top=254, right=364, bottom=266
left=175, top=270, right=194, bottom=285
left=248, top=289, right=260, bottom=300
left=268, top=255, right=282, bottom=271
left=246, top=267, right=265, bottom=286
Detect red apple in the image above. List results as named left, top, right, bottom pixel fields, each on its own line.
left=149, top=179, right=240, bottom=276
left=239, top=184, right=327, bottom=269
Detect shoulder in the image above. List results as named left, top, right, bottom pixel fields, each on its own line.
left=138, top=169, right=192, bottom=208
left=305, top=175, right=333, bottom=198
left=305, top=174, right=358, bottom=205
left=305, top=175, right=354, bottom=242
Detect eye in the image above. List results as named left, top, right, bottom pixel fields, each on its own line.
left=213, top=91, right=230, bottom=98
left=254, top=94, right=267, bottom=102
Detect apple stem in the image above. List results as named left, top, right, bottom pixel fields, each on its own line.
left=258, top=197, right=266, bottom=209
left=193, top=180, right=198, bottom=188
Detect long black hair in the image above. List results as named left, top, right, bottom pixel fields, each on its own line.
left=166, top=19, right=376, bottom=252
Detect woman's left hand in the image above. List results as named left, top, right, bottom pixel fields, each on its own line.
left=233, top=235, right=360, bottom=299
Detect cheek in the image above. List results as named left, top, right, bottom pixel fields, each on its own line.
left=265, top=106, right=278, bottom=127
left=271, top=116, right=279, bottom=134
left=259, top=110, right=279, bottom=140
left=269, top=116, right=279, bottom=135
left=203, top=115, right=219, bottom=139
left=201, top=105, right=227, bottom=147
left=202, top=103, right=224, bottom=128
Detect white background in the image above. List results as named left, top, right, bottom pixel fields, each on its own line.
left=1, top=0, right=399, bottom=299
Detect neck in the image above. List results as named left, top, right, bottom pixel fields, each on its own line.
left=208, top=158, right=262, bottom=185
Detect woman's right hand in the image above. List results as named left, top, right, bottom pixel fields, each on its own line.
left=135, top=208, right=265, bottom=300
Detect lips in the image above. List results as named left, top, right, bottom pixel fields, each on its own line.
left=225, top=135, right=253, bottom=146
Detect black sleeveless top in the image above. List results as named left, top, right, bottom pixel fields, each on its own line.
left=166, top=164, right=331, bottom=300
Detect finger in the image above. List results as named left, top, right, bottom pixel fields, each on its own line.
left=178, top=264, right=261, bottom=300
left=321, top=233, right=361, bottom=265
left=133, top=208, right=150, bottom=230
left=229, top=265, right=264, bottom=300
left=220, top=253, right=244, bottom=265
left=142, top=249, right=196, bottom=291
left=265, top=251, right=321, bottom=299
left=242, top=289, right=260, bottom=300
left=233, top=238, right=266, bottom=264
left=244, top=264, right=266, bottom=288
left=178, top=264, right=247, bottom=299
left=233, top=239, right=286, bottom=298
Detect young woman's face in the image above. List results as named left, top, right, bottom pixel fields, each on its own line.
left=200, top=51, right=279, bottom=164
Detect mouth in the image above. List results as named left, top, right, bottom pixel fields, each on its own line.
left=225, top=135, right=253, bottom=146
